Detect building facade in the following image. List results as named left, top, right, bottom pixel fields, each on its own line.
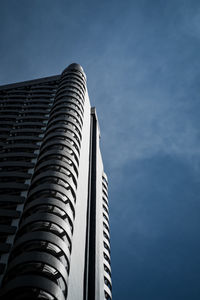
left=0, top=63, right=111, bottom=300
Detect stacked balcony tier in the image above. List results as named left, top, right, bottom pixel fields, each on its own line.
left=0, top=65, right=87, bottom=300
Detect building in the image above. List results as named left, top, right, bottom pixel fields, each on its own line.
left=0, top=63, right=111, bottom=300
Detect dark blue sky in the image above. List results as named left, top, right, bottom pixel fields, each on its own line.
left=1, top=0, right=200, bottom=299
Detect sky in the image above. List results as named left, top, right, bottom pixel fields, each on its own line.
left=0, top=0, right=200, bottom=299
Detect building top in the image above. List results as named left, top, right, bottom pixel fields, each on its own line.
left=0, top=75, right=60, bottom=91
left=62, top=63, right=86, bottom=80
left=0, top=63, right=86, bottom=91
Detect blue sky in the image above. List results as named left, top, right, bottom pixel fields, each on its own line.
left=1, top=0, right=200, bottom=299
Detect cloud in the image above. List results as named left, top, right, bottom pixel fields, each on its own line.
left=1, top=1, right=200, bottom=299
left=83, top=2, right=200, bottom=173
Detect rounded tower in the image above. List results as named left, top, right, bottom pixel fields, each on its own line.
left=1, top=64, right=87, bottom=299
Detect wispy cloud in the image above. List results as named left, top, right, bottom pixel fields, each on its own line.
left=84, top=1, right=200, bottom=172
left=1, top=1, right=200, bottom=299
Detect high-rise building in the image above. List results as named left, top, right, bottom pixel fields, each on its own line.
left=0, top=63, right=111, bottom=300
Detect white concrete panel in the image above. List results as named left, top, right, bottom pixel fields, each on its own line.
left=95, top=125, right=106, bottom=300
left=67, top=90, right=91, bottom=300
